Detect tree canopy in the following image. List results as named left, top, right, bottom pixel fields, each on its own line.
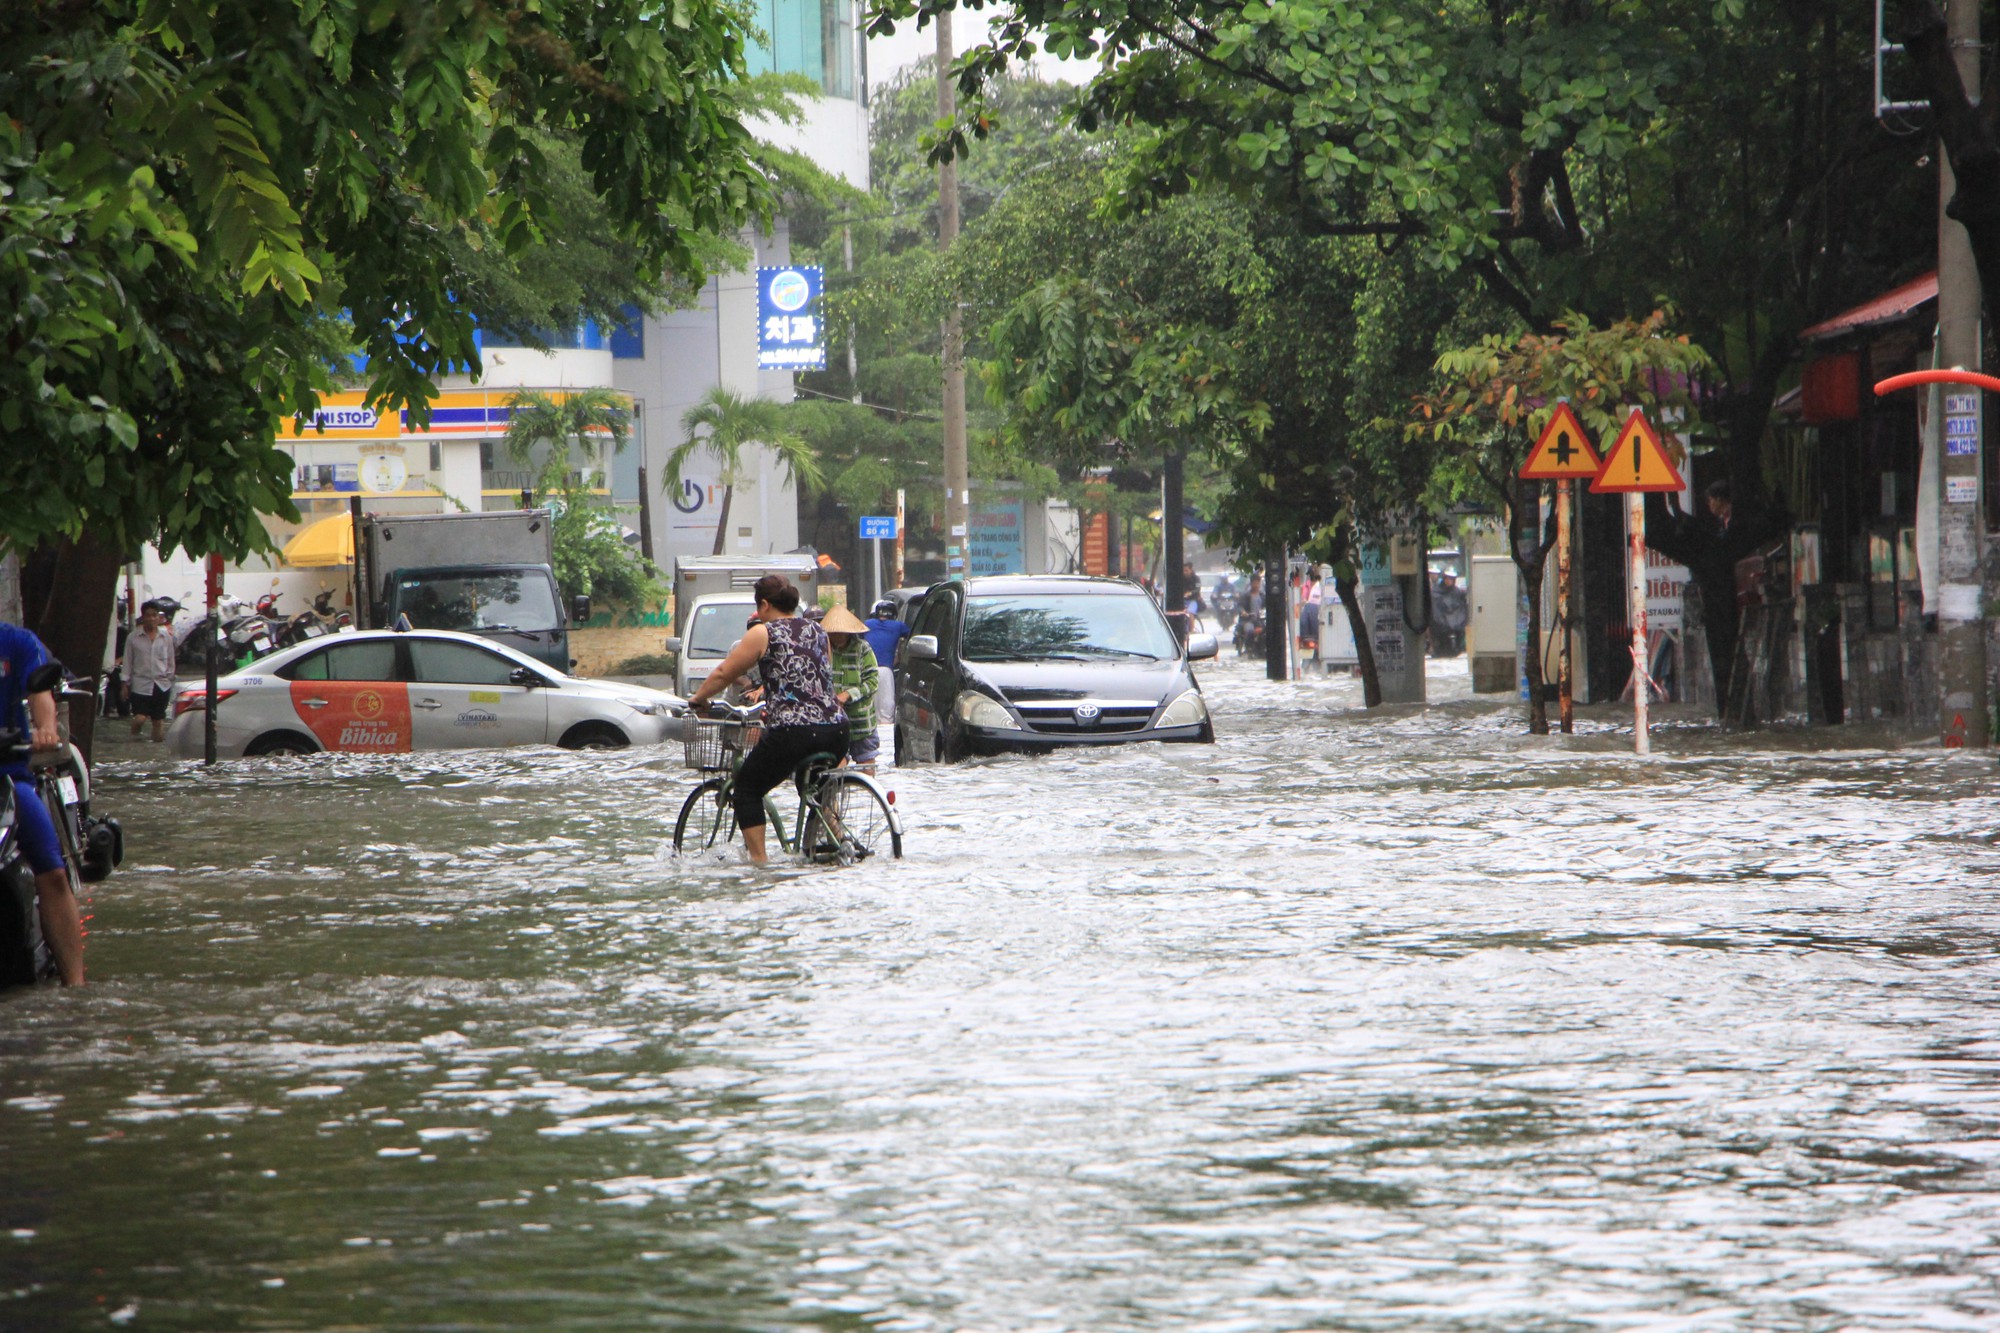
left=2, top=0, right=776, bottom=564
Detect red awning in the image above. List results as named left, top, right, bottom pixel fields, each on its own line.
left=1800, top=272, right=1938, bottom=342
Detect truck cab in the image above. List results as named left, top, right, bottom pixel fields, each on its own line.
left=385, top=564, right=580, bottom=672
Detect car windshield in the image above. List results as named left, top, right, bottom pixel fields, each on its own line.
left=399, top=571, right=558, bottom=633
left=963, top=593, right=1177, bottom=662
left=687, top=603, right=751, bottom=657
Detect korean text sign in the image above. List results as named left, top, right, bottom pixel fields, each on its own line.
left=757, top=266, right=826, bottom=371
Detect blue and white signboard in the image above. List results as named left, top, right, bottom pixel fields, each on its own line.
left=757, top=266, right=826, bottom=371
left=859, top=515, right=898, bottom=540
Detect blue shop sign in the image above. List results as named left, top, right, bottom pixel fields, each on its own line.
left=757, top=266, right=826, bottom=371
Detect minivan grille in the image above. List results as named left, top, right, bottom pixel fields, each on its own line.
left=1010, top=702, right=1157, bottom=734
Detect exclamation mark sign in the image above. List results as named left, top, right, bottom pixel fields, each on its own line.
left=1633, top=435, right=1642, bottom=480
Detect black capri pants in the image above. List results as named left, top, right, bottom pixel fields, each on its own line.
left=733, top=722, right=850, bottom=829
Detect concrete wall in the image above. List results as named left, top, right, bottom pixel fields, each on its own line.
left=569, top=623, right=672, bottom=678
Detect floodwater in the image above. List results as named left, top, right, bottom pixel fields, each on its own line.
left=4, top=655, right=1999, bottom=1331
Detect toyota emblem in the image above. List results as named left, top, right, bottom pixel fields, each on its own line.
left=1073, top=703, right=1102, bottom=725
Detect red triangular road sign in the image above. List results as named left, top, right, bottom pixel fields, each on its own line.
left=1520, top=402, right=1601, bottom=480
left=1591, top=409, right=1687, bottom=493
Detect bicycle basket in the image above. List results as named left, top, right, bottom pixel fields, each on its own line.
left=681, top=715, right=742, bottom=771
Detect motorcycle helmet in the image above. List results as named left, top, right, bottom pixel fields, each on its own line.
left=871, top=599, right=897, bottom=619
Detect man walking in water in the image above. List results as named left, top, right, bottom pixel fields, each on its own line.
left=124, top=600, right=176, bottom=743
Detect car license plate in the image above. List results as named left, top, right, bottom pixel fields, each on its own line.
left=56, top=776, right=77, bottom=806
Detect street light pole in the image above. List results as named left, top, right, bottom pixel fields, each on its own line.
left=936, top=11, right=970, bottom=582
left=1935, top=0, right=1987, bottom=749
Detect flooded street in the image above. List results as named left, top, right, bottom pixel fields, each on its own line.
left=5, top=655, right=2000, bottom=1331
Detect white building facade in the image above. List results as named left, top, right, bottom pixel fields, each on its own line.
left=138, top=2, right=869, bottom=612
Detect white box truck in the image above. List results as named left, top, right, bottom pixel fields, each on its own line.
left=664, top=554, right=820, bottom=698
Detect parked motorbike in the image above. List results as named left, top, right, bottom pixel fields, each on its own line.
left=0, top=662, right=121, bottom=988
left=0, top=739, right=55, bottom=988
left=273, top=590, right=352, bottom=649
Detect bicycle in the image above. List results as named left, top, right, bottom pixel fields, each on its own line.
left=672, top=702, right=903, bottom=863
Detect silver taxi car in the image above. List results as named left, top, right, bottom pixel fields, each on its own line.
left=165, top=629, right=682, bottom=758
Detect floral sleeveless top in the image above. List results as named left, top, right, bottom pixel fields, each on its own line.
left=759, top=616, right=845, bottom=728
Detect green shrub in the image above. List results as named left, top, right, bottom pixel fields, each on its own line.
left=611, top=652, right=677, bottom=676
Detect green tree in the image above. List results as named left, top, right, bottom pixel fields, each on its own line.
left=667, top=388, right=826, bottom=557
left=877, top=0, right=1933, bottom=602
left=1413, top=311, right=1715, bottom=733
left=2, top=0, right=773, bottom=670
left=777, top=63, right=1093, bottom=571
left=500, top=389, right=660, bottom=606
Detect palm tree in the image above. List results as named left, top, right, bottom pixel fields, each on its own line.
left=667, top=387, right=823, bottom=556
left=500, top=387, right=631, bottom=498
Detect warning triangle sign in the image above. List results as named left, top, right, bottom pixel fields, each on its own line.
left=1519, top=402, right=1601, bottom=480
left=1590, top=409, right=1687, bottom=493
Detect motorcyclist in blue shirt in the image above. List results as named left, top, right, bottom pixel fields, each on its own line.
left=1, top=624, right=85, bottom=985
left=862, top=600, right=911, bottom=730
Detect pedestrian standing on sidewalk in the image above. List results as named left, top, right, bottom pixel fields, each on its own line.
left=1298, top=566, right=1322, bottom=657
left=125, top=600, right=176, bottom=742
left=822, top=606, right=880, bottom=772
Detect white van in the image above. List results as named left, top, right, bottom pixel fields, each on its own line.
left=665, top=593, right=757, bottom=699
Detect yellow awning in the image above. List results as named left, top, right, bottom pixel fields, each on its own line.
left=282, top=513, right=355, bottom=567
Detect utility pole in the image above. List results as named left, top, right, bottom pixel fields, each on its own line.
left=936, top=12, right=971, bottom=582
left=1936, top=0, right=1987, bottom=749
left=843, top=224, right=861, bottom=405
left=1162, top=449, right=1186, bottom=638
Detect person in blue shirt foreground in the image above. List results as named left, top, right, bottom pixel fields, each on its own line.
left=861, top=600, right=910, bottom=730
left=1, top=623, right=85, bottom=985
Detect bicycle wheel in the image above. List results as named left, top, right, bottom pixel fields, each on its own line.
left=803, top=772, right=902, bottom=863
left=672, top=778, right=735, bottom=853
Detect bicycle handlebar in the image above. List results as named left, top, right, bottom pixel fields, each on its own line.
left=697, top=700, right=768, bottom=724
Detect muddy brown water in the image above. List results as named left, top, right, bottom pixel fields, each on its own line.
left=4, top=657, right=1997, bottom=1330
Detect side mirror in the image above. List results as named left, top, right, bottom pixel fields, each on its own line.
left=570, top=594, right=592, bottom=625
left=23, top=662, right=63, bottom=694
left=1186, top=633, right=1219, bottom=661
left=664, top=636, right=683, bottom=654
left=905, top=635, right=939, bottom=661
left=509, top=666, right=544, bottom=688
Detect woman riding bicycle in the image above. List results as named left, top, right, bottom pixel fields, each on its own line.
left=684, top=574, right=848, bottom=864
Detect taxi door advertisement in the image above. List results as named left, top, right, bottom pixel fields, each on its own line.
left=289, top=682, right=414, bottom=753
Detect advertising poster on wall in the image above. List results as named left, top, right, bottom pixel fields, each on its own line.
left=968, top=500, right=1025, bottom=576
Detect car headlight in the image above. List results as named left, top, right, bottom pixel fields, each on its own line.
left=1157, top=689, right=1209, bottom=728
left=954, top=691, right=1021, bottom=731
left=614, top=696, right=661, bottom=716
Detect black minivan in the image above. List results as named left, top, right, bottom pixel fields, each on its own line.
left=893, top=575, right=1218, bottom=762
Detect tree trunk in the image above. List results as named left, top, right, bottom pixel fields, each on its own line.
left=1904, top=1, right=2000, bottom=325
left=1517, top=544, right=1549, bottom=734
left=1264, top=548, right=1287, bottom=681
left=1162, top=448, right=1185, bottom=617
left=21, top=532, right=123, bottom=768
left=709, top=484, right=735, bottom=557
left=1505, top=479, right=1552, bottom=735
left=1334, top=574, right=1381, bottom=707
left=25, top=533, right=123, bottom=682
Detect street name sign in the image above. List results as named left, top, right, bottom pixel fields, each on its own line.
left=859, top=515, right=899, bottom=540
left=1519, top=402, right=1601, bottom=479
left=1590, top=409, right=1687, bottom=493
